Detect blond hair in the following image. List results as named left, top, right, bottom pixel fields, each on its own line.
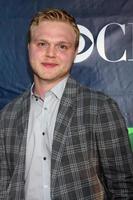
left=28, top=8, right=80, bottom=49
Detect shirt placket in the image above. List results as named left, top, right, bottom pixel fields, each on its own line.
left=42, top=95, right=51, bottom=200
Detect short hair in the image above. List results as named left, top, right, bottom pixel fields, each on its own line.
left=27, top=8, right=80, bottom=49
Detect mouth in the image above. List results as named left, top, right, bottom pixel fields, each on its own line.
left=41, top=62, right=58, bottom=68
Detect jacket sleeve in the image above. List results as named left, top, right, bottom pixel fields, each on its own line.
left=0, top=127, right=10, bottom=199
left=95, top=97, right=133, bottom=199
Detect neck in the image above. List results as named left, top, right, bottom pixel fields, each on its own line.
left=33, top=76, right=69, bottom=97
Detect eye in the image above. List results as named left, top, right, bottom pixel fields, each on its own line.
left=57, top=44, right=69, bottom=51
left=59, top=44, right=67, bottom=49
left=37, top=41, right=48, bottom=48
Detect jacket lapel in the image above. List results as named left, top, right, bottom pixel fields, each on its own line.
left=51, top=77, right=79, bottom=190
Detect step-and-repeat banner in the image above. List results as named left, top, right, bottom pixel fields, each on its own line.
left=0, top=0, right=133, bottom=150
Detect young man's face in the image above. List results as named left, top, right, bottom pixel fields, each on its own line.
left=28, top=20, right=78, bottom=89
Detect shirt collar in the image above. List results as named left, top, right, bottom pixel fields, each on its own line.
left=31, top=76, right=69, bottom=101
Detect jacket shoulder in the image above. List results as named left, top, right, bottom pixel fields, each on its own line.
left=77, top=81, right=114, bottom=104
left=0, top=90, right=30, bottom=118
left=67, top=76, right=117, bottom=108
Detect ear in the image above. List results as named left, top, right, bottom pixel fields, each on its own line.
left=74, top=47, right=78, bottom=58
left=27, top=43, right=30, bottom=50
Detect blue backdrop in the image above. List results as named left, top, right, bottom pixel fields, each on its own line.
left=0, top=0, right=133, bottom=148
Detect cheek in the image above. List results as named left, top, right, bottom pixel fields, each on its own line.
left=28, top=48, right=34, bottom=60
left=28, top=46, right=41, bottom=60
left=29, top=49, right=37, bottom=59
left=58, top=53, right=75, bottom=63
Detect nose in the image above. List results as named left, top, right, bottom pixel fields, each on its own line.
left=46, top=45, right=56, bottom=58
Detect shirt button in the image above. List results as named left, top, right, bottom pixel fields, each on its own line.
left=43, top=157, right=46, bottom=160
left=42, top=132, right=45, bottom=136
left=44, top=107, right=47, bottom=110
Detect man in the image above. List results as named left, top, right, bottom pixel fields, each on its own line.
left=0, top=8, right=133, bottom=200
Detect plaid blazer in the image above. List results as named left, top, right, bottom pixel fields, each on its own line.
left=0, top=77, right=133, bottom=200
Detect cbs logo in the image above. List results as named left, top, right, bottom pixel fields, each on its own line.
left=75, top=23, right=132, bottom=63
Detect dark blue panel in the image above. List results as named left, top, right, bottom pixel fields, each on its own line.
left=0, top=0, right=133, bottom=131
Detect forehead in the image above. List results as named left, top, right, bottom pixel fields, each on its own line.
left=30, top=21, right=76, bottom=42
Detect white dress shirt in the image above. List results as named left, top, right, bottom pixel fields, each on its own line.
left=25, top=77, right=68, bottom=200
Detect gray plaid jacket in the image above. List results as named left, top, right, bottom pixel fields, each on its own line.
left=0, top=77, right=133, bottom=200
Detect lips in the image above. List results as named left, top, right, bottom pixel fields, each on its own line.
left=42, top=62, right=58, bottom=68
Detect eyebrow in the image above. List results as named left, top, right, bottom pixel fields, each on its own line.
left=33, top=39, right=73, bottom=45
